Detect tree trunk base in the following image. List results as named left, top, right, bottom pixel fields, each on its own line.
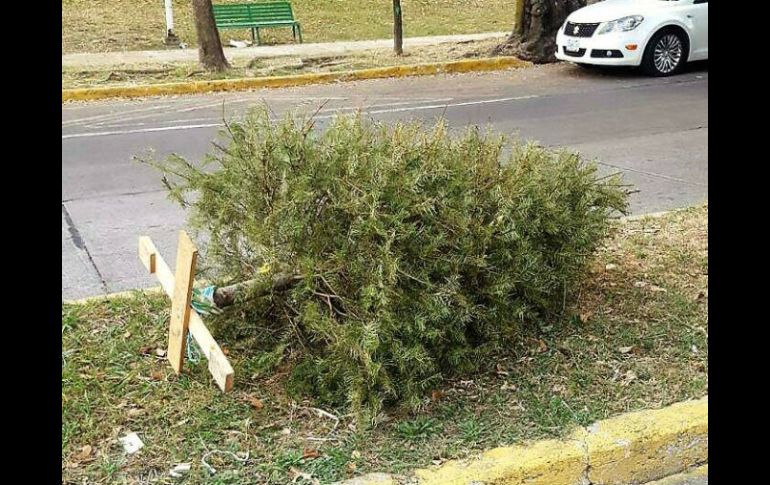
left=490, top=33, right=558, bottom=63
left=490, top=0, right=587, bottom=64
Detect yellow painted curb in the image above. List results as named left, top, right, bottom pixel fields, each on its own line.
left=61, top=57, right=531, bottom=102
left=644, top=464, right=707, bottom=485
left=584, top=397, right=708, bottom=484
left=336, top=397, right=707, bottom=485
left=414, top=436, right=587, bottom=485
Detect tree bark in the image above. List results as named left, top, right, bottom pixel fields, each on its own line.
left=491, top=0, right=588, bottom=63
left=192, top=0, right=230, bottom=72
left=213, top=273, right=302, bottom=307
left=393, top=0, right=403, bottom=55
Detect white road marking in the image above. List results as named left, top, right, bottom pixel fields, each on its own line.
left=365, top=95, right=538, bottom=115
left=326, top=98, right=453, bottom=112
left=88, top=98, right=457, bottom=130
left=90, top=98, right=261, bottom=127
left=61, top=95, right=540, bottom=140
left=62, top=104, right=173, bottom=127
left=62, top=123, right=224, bottom=139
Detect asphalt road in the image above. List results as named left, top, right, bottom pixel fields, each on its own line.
left=62, top=62, right=708, bottom=299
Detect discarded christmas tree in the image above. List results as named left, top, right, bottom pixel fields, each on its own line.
left=145, top=108, right=629, bottom=421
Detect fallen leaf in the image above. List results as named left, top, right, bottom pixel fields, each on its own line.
left=579, top=311, right=593, bottom=323
left=590, top=262, right=605, bottom=274
left=288, top=466, right=315, bottom=483
left=124, top=331, right=132, bottom=338
left=74, top=445, right=93, bottom=462
left=649, top=285, right=667, bottom=293
left=222, top=347, right=230, bottom=356
left=172, top=418, right=190, bottom=428
left=351, top=450, right=361, bottom=460
left=150, top=370, right=164, bottom=381
left=537, top=339, right=548, bottom=353
left=605, top=263, right=618, bottom=271
left=618, top=346, right=634, bottom=354
left=246, top=396, right=264, bottom=410
left=127, top=408, right=144, bottom=418
left=281, top=427, right=292, bottom=435
left=431, top=390, right=444, bottom=401
left=302, top=447, right=320, bottom=460
left=621, top=370, right=637, bottom=386
left=346, top=462, right=357, bottom=474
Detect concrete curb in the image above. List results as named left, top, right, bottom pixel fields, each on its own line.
left=645, top=464, right=708, bottom=485
left=61, top=57, right=530, bottom=102
left=62, top=287, right=165, bottom=305
left=339, top=397, right=708, bottom=485
left=62, top=279, right=212, bottom=305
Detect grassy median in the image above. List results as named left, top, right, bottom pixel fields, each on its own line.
left=62, top=0, right=512, bottom=54
left=62, top=205, right=708, bottom=484
left=61, top=37, right=503, bottom=89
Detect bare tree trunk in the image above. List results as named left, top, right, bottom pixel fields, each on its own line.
left=393, top=0, right=403, bottom=55
left=192, top=0, right=230, bottom=72
left=213, top=273, right=302, bottom=308
left=491, top=0, right=587, bottom=63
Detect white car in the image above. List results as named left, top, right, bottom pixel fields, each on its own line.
left=555, top=0, right=708, bottom=76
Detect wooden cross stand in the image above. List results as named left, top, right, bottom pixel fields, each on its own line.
left=139, top=231, right=234, bottom=392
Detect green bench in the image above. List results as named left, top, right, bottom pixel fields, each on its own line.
left=213, top=2, right=303, bottom=45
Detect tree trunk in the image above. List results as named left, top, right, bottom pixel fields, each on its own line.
left=393, top=0, right=403, bottom=55
left=213, top=273, right=302, bottom=308
left=192, top=0, right=230, bottom=72
left=491, top=0, right=588, bottom=63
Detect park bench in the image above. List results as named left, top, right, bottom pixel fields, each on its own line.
left=212, top=2, right=303, bottom=45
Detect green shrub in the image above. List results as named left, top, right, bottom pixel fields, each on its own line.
left=147, top=108, right=628, bottom=422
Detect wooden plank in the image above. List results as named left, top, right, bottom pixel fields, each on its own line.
left=167, top=231, right=198, bottom=374
left=138, top=235, right=235, bottom=392
left=138, top=236, right=156, bottom=273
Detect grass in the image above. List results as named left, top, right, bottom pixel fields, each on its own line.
left=62, top=0, right=513, bottom=55
left=61, top=38, right=502, bottom=89
left=62, top=205, right=708, bottom=484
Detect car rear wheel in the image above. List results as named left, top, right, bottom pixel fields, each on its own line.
left=641, top=29, right=687, bottom=76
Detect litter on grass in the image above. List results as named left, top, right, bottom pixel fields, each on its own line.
left=169, top=463, right=191, bottom=477
left=118, top=432, right=144, bottom=454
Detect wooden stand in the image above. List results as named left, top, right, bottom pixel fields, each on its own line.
left=139, top=231, right=234, bottom=392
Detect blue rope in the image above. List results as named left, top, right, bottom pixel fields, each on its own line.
left=186, top=331, right=201, bottom=364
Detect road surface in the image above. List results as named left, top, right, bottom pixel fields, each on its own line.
left=62, top=62, right=708, bottom=299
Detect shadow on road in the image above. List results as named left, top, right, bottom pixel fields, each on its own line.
left=558, top=60, right=708, bottom=80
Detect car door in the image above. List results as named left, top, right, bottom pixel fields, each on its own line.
left=687, top=0, right=708, bottom=60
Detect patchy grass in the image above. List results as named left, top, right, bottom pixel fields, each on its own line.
left=62, top=0, right=512, bottom=54
left=62, top=205, right=708, bottom=484
left=61, top=38, right=502, bottom=89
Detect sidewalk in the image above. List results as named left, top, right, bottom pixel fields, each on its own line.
left=62, top=32, right=508, bottom=69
